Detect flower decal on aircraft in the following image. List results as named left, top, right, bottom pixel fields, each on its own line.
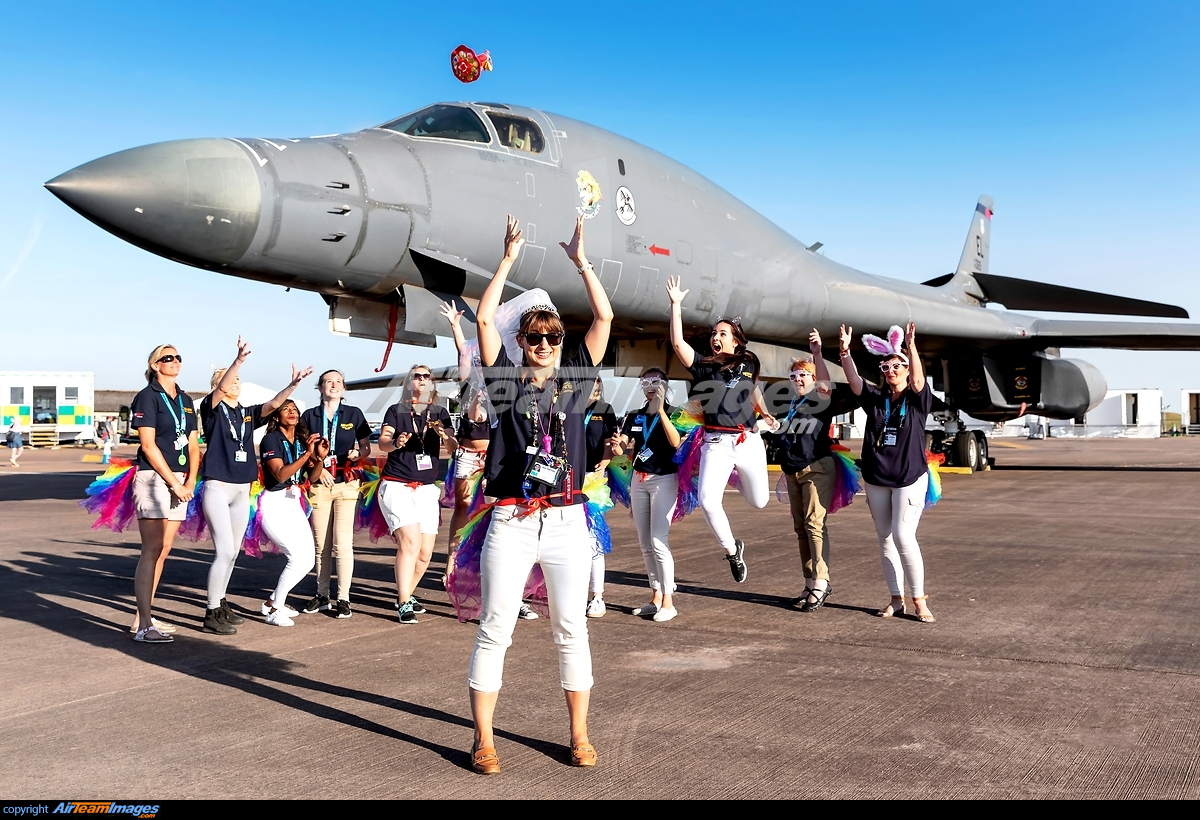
left=576, top=170, right=603, bottom=219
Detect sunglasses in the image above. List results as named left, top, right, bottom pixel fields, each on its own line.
left=879, top=362, right=908, bottom=373
left=639, top=377, right=665, bottom=386
left=789, top=371, right=813, bottom=380
left=411, top=373, right=433, bottom=381
left=521, top=332, right=565, bottom=347
left=156, top=354, right=183, bottom=364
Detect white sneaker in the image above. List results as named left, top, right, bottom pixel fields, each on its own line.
left=632, top=602, right=659, bottom=617
left=265, top=609, right=295, bottom=627
left=586, top=597, right=606, bottom=618
left=652, top=606, right=678, bottom=623
left=518, top=604, right=539, bottom=620
left=261, top=601, right=299, bottom=618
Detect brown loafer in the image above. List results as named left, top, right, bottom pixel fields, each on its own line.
left=570, top=741, right=597, bottom=767
left=472, top=745, right=500, bottom=775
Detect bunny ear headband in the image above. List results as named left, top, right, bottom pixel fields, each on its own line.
left=861, top=325, right=909, bottom=364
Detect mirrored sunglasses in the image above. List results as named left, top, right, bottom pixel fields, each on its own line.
left=156, top=354, right=183, bottom=364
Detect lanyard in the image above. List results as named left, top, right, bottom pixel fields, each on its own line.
left=638, top=412, right=660, bottom=443
left=160, top=391, right=186, bottom=436
left=410, top=407, right=429, bottom=455
left=322, top=404, right=340, bottom=444
left=528, top=376, right=560, bottom=455
left=279, top=434, right=300, bottom=484
left=220, top=403, right=246, bottom=451
left=883, top=395, right=908, bottom=428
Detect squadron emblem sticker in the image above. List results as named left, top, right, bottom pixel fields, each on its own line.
left=615, top=185, right=636, bottom=226
left=575, top=170, right=603, bottom=219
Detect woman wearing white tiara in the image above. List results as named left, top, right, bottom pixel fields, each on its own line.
left=466, top=213, right=612, bottom=774
left=664, top=276, right=775, bottom=583
left=839, top=322, right=936, bottom=623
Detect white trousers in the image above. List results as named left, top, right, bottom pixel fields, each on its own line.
left=258, top=487, right=317, bottom=606
left=469, top=503, right=593, bottom=692
left=631, top=471, right=679, bottom=593
left=697, top=431, right=769, bottom=553
left=590, top=553, right=605, bottom=596
left=202, top=480, right=251, bottom=609
left=863, top=475, right=929, bottom=598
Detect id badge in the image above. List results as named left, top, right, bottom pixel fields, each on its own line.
left=883, top=430, right=898, bottom=447
left=174, top=434, right=188, bottom=451
left=528, top=460, right=563, bottom=486
left=416, top=454, right=434, bottom=471
left=635, top=448, right=652, bottom=463
left=235, top=451, right=247, bottom=463
left=323, top=455, right=338, bottom=469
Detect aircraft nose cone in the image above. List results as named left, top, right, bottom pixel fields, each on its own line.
left=45, top=138, right=261, bottom=267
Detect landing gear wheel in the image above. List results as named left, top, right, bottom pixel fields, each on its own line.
left=973, top=431, right=989, bottom=471
left=954, top=432, right=979, bottom=471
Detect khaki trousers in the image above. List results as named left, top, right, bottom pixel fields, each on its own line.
left=308, top=480, right=360, bottom=600
left=783, top=456, right=836, bottom=582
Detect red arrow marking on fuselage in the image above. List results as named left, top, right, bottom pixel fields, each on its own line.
left=649, top=244, right=670, bottom=256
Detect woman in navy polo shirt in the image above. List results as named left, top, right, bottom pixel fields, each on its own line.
left=583, top=378, right=617, bottom=619
left=610, top=367, right=683, bottom=622
left=664, top=275, right=776, bottom=585
left=129, top=343, right=199, bottom=643
left=378, top=365, right=458, bottom=624
left=199, top=336, right=311, bottom=635
left=258, top=400, right=328, bottom=627
left=839, top=322, right=936, bottom=623
left=299, top=369, right=372, bottom=620
left=466, top=214, right=612, bottom=775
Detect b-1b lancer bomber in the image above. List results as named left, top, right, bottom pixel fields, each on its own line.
left=45, top=101, right=1200, bottom=466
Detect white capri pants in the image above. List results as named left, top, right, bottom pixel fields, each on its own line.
left=697, top=430, right=770, bottom=553
left=469, top=503, right=594, bottom=693
left=631, top=471, right=679, bottom=593
left=863, top=474, right=929, bottom=598
left=202, top=480, right=251, bottom=609
left=258, top=486, right=317, bottom=606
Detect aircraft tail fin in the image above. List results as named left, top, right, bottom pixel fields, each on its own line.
left=957, top=195, right=994, bottom=277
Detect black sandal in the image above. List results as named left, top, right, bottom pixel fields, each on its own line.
left=790, top=588, right=812, bottom=609
left=800, top=586, right=832, bottom=612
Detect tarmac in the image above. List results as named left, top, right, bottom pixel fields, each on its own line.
left=2, top=437, right=1199, bottom=799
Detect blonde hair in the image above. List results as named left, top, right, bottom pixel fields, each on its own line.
left=210, top=367, right=228, bottom=391
left=145, top=344, right=178, bottom=384
left=400, top=364, right=433, bottom=405
left=789, top=356, right=816, bottom=375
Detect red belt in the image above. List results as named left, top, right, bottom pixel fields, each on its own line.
left=494, top=492, right=587, bottom=518
left=381, top=476, right=426, bottom=489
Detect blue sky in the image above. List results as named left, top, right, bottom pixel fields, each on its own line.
left=2, top=2, right=1197, bottom=415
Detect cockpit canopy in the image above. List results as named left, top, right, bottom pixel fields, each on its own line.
left=381, top=104, right=490, bottom=143
left=379, top=104, right=546, bottom=154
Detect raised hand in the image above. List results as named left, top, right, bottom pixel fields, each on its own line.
left=905, top=321, right=917, bottom=350
left=291, top=363, right=313, bottom=387
left=503, top=214, right=525, bottom=261
left=304, top=433, right=321, bottom=455
left=235, top=335, right=251, bottom=363
left=665, top=275, right=689, bottom=306
left=439, top=300, right=464, bottom=328
left=838, top=324, right=853, bottom=353
left=559, top=215, right=587, bottom=268
left=809, top=328, right=823, bottom=354
left=315, top=437, right=331, bottom=459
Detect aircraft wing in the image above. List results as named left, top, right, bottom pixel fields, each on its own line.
left=1028, top=318, right=1200, bottom=350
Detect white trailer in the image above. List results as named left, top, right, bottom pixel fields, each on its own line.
left=1, top=371, right=96, bottom=445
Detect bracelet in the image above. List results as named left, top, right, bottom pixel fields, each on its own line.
left=839, top=350, right=851, bottom=357
left=577, top=262, right=594, bottom=274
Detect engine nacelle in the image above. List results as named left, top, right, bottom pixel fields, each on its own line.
left=948, top=354, right=1106, bottom=421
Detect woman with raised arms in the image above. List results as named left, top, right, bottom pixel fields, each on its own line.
left=664, top=276, right=775, bottom=584
left=466, top=213, right=612, bottom=774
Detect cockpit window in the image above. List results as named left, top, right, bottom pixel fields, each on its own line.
left=485, top=112, right=545, bottom=154
left=380, top=105, right=490, bottom=143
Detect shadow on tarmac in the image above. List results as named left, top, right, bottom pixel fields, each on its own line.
left=0, top=540, right=569, bottom=770
left=0, top=472, right=94, bottom=501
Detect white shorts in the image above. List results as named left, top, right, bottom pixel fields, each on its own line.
left=134, top=469, right=188, bottom=521
left=378, top=480, right=441, bottom=535
left=454, top=449, right=487, bottom=479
